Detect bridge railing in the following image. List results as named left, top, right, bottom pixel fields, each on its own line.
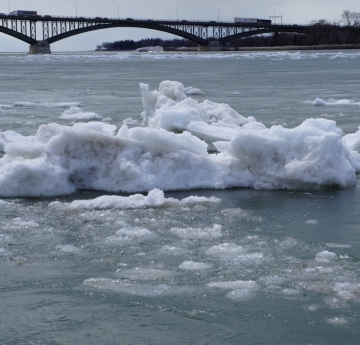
left=1, top=15, right=343, bottom=29
left=0, top=14, right=312, bottom=26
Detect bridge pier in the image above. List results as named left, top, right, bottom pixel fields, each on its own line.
left=29, top=41, right=51, bottom=54
left=198, top=41, right=222, bottom=52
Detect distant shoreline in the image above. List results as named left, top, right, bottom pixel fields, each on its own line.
left=163, top=44, right=360, bottom=52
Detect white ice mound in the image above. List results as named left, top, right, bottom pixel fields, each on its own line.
left=139, top=81, right=260, bottom=142
left=315, top=250, right=337, bottom=263
left=118, top=126, right=209, bottom=156
left=342, top=129, right=360, bottom=171
left=215, top=118, right=356, bottom=189
left=312, top=98, right=327, bottom=106
left=49, top=188, right=221, bottom=210
left=0, top=131, right=36, bottom=152
left=60, top=106, right=102, bottom=120
left=184, top=86, right=205, bottom=95
left=312, top=98, right=360, bottom=106
left=0, top=122, right=254, bottom=197
left=159, top=80, right=187, bottom=101
left=72, top=121, right=117, bottom=135
left=0, top=80, right=358, bottom=197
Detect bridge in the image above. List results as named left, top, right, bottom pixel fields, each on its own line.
left=0, top=14, right=311, bottom=54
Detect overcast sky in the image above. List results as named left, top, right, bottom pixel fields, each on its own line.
left=0, top=0, right=359, bottom=52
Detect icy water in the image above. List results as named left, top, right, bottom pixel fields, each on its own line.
left=1, top=50, right=360, bottom=344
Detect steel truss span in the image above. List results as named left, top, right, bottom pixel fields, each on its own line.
left=0, top=15, right=309, bottom=51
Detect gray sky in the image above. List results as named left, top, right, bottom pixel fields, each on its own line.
left=0, top=0, right=359, bottom=52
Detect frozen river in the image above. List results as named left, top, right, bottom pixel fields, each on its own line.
left=1, top=50, right=360, bottom=344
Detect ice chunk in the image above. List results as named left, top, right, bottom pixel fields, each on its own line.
left=278, top=237, right=299, bottom=248
left=205, top=242, right=264, bottom=264
left=184, top=86, right=205, bottom=95
left=0, top=122, right=255, bottom=197
left=60, top=106, right=102, bottom=120
left=49, top=188, right=220, bottom=210
left=127, top=127, right=208, bottom=156
left=324, top=297, right=348, bottom=309
left=199, top=100, right=255, bottom=126
left=220, top=208, right=248, bottom=218
left=312, top=98, right=327, bottom=106
left=115, top=267, right=174, bottom=281
left=104, top=226, right=154, bottom=244
left=5, top=141, right=45, bottom=159
left=0, top=82, right=358, bottom=197
left=343, top=129, right=360, bottom=153
left=83, top=278, right=195, bottom=296
left=333, top=282, right=360, bottom=302
left=123, top=117, right=140, bottom=126
left=312, top=98, right=359, bottom=106
left=225, top=281, right=260, bottom=301
left=326, top=243, right=351, bottom=249
left=207, top=280, right=259, bottom=290
left=205, top=242, right=245, bottom=256
left=0, top=130, right=36, bottom=152
left=171, top=224, right=222, bottom=240
left=0, top=153, right=76, bottom=197
left=140, top=81, right=258, bottom=143
left=315, top=250, right=337, bottom=263
left=72, top=122, right=117, bottom=135
left=326, top=317, right=348, bottom=325
left=221, top=118, right=356, bottom=189
left=159, top=80, right=187, bottom=101
left=178, top=260, right=212, bottom=270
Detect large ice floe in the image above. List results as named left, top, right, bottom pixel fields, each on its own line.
left=0, top=80, right=360, bottom=197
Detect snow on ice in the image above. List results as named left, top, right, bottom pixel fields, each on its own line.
left=0, top=80, right=359, bottom=197
left=60, top=106, right=102, bottom=120
left=49, top=188, right=221, bottom=210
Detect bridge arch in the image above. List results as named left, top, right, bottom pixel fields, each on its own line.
left=220, top=27, right=307, bottom=44
left=47, top=23, right=208, bottom=46
left=0, top=26, right=36, bottom=45
left=0, top=17, right=312, bottom=53
left=1, top=23, right=307, bottom=48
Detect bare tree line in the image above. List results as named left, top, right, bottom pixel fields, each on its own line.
left=341, top=10, right=360, bottom=26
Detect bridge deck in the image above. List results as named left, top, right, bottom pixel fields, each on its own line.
left=0, top=14, right=343, bottom=54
